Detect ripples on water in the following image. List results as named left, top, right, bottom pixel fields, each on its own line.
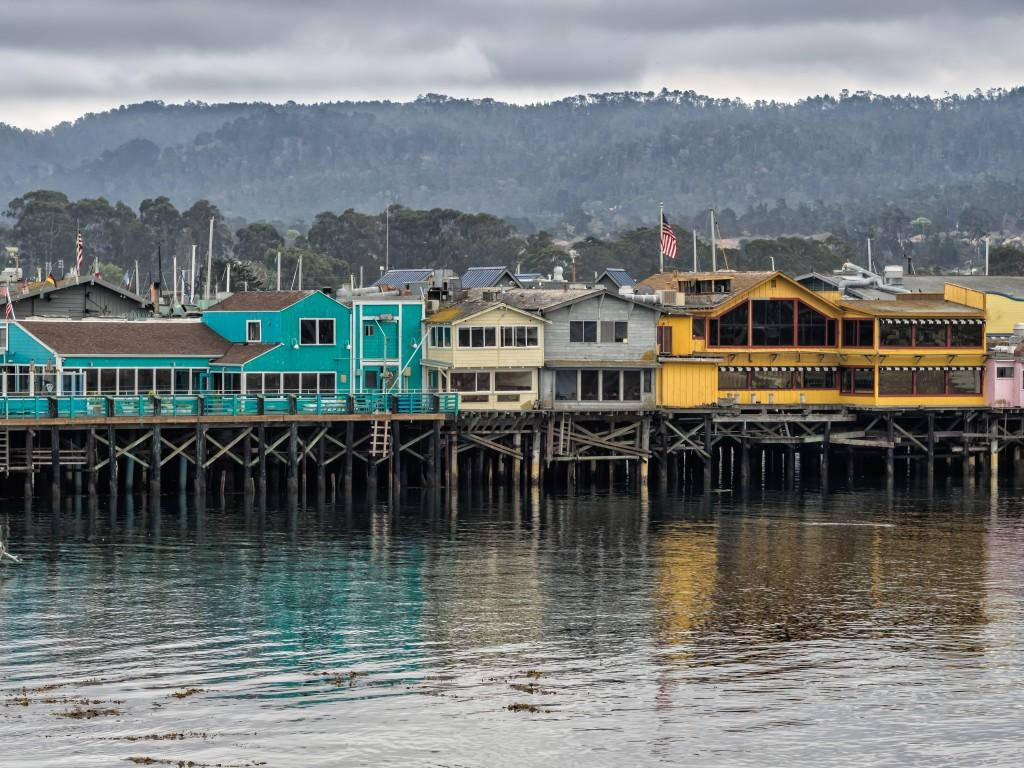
left=2, top=482, right=1024, bottom=767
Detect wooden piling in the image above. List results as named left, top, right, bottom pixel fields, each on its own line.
left=150, top=425, right=161, bottom=503
left=195, top=423, right=206, bottom=503
left=821, top=421, right=830, bottom=492
left=257, top=423, right=268, bottom=509
left=85, top=429, right=97, bottom=502
left=317, top=427, right=326, bottom=505
left=50, top=426, right=60, bottom=509
left=926, top=411, right=936, bottom=488
left=343, top=421, right=354, bottom=503
left=287, top=422, right=299, bottom=509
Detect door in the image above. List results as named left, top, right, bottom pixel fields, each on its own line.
left=60, top=371, right=84, bottom=396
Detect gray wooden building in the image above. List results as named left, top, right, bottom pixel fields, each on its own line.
left=500, top=288, right=661, bottom=410
left=6, top=277, right=151, bottom=319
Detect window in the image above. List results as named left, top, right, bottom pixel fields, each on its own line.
left=245, top=373, right=263, bottom=393
left=800, top=369, right=837, bottom=389
left=843, top=319, right=874, bottom=347
left=363, top=371, right=378, bottom=390
left=879, top=369, right=913, bottom=395
left=555, top=370, right=577, bottom=401
left=600, top=321, right=628, bottom=343
left=797, top=303, right=828, bottom=346
left=570, top=320, right=597, bottom=343
left=457, top=326, right=497, bottom=348
left=719, top=370, right=749, bottom=389
left=500, top=326, right=538, bottom=347
left=301, top=373, right=319, bottom=393
left=952, top=324, right=983, bottom=347
left=430, top=326, right=451, bottom=348
left=300, top=318, right=335, bottom=345
left=117, top=369, right=136, bottom=395
left=915, top=324, right=948, bottom=347
left=715, top=303, right=749, bottom=346
left=580, top=370, right=600, bottom=400
left=915, top=369, right=945, bottom=394
left=0, top=324, right=7, bottom=351
left=643, top=370, right=653, bottom=394
left=137, top=369, right=153, bottom=393
left=657, top=325, right=673, bottom=355
left=751, top=369, right=792, bottom=389
left=751, top=300, right=794, bottom=346
left=602, top=370, right=621, bottom=400
left=623, top=370, right=642, bottom=400
left=263, top=373, right=282, bottom=394
left=494, top=371, right=532, bottom=391
left=319, top=373, right=335, bottom=394
left=283, top=373, right=300, bottom=392
left=840, top=367, right=874, bottom=394
left=879, top=322, right=912, bottom=347
left=692, top=318, right=705, bottom=339
left=246, top=320, right=261, bottom=342
left=451, top=371, right=490, bottom=392
left=100, top=369, right=116, bottom=394
left=949, top=369, right=982, bottom=395
left=364, top=324, right=375, bottom=337
left=155, top=369, right=172, bottom=393
left=997, top=366, right=1015, bottom=379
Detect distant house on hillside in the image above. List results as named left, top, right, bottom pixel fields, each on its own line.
left=373, top=268, right=435, bottom=292
left=596, top=268, right=636, bottom=292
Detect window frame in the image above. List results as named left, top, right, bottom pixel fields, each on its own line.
left=299, top=317, right=336, bottom=346
left=246, top=319, right=261, bottom=343
left=569, top=320, right=598, bottom=343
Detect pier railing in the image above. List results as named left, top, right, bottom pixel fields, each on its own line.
left=0, top=391, right=460, bottom=420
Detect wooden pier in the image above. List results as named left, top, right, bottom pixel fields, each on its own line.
left=2, top=396, right=1023, bottom=508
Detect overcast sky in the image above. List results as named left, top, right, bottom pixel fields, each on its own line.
left=3, top=0, right=1024, bottom=130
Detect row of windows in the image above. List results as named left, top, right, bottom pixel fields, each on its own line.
left=719, top=367, right=984, bottom=395
left=449, top=325, right=540, bottom=348
left=2, top=367, right=209, bottom=396
left=298, top=318, right=336, bottom=346
left=718, top=369, right=838, bottom=390
left=555, top=369, right=653, bottom=402
left=877, top=322, right=983, bottom=348
left=569, top=320, right=628, bottom=343
left=449, top=370, right=534, bottom=393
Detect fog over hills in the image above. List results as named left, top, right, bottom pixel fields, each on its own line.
left=4, top=89, right=1024, bottom=236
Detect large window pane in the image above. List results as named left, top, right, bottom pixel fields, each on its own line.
left=915, top=369, right=945, bottom=394
left=948, top=369, right=981, bottom=394
left=137, top=369, right=153, bottom=393
left=801, top=369, right=836, bottom=389
left=117, top=369, right=136, bottom=395
left=580, top=370, right=599, bottom=400
left=601, top=370, right=621, bottom=400
left=494, top=371, right=532, bottom=391
left=623, top=370, right=642, bottom=400
left=879, top=369, right=913, bottom=395
left=718, top=370, right=748, bottom=389
left=301, top=373, right=318, bottom=392
left=915, top=324, right=947, bottom=347
left=555, top=370, right=577, bottom=400
left=797, top=303, right=827, bottom=346
left=751, top=369, right=792, bottom=389
left=319, top=373, right=336, bottom=393
left=245, top=373, right=263, bottom=393
left=458, top=328, right=471, bottom=347
left=100, top=369, right=116, bottom=394
left=752, top=299, right=794, bottom=346
left=952, top=324, right=983, bottom=347
left=880, top=322, right=912, bottom=346
left=318, top=319, right=335, bottom=345
left=717, top=302, right=749, bottom=346
left=155, top=369, right=172, bottom=393
left=854, top=368, right=874, bottom=393
left=451, top=372, right=478, bottom=392
left=300, top=319, right=317, bottom=344
left=283, top=373, right=300, bottom=392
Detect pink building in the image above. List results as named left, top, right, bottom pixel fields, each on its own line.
left=987, top=357, right=1024, bottom=407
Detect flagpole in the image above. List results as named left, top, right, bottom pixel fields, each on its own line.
left=693, top=230, right=698, bottom=272
left=659, top=202, right=664, bottom=273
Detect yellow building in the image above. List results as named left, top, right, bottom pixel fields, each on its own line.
left=641, top=270, right=987, bottom=408
left=422, top=297, right=548, bottom=410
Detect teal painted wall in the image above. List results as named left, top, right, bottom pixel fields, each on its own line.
left=61, top=356, right=213, bottom=368
left=4, top=324, right=56, bottom=365
left=349, top=300, right=425, bottom=391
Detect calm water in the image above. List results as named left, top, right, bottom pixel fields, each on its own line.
left=2, top=482, right=1024, bottom=767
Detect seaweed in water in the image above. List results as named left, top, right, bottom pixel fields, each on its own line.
left=56, top=707, right=122, bottom=719
left=168, top=688, right=208, bottom=699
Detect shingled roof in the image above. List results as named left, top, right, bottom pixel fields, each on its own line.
left=372, top=268, right=434, bottom=288
left=459, top=266, right=522, bottom=289
left=19, top=320, right=232, bottom=357
left=637, top=270, right=776, bottom=309
left=205, top=291, right=313, bottom=312
left=212, top=343, right=279, bottom=365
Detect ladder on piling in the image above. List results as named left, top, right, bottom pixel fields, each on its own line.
left=370, top=420, right=390, bottom=458
left=557, top=413, right=571, bottom=457
left=0, top=430, right=9, bottom=475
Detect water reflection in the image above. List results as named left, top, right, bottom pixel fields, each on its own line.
left=1, top=486, right=1022, bottom=767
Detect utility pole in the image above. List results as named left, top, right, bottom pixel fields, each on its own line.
left=985, top=236, right=990, bottom=276
left=172, top=254, right=178, bottom=305
left=190, top=245, right=196, bottom=303
left=867, top=238, right=873, bottom=273
left=385, top=204, right=390, bottom=274
left=710, top=208, right=717, bottom=272
left=204, top=216, right=214, bottom=301
left=276, top=250, right=282, bottom=291
left=692, top=230, right=698, bottom=272
left=658, top=202, right=665, bottom=273
left=297, top=251, right=303, bottom=291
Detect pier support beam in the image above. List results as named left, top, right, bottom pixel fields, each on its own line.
left=50, top=426, right=60, bottom=509
left=391, top=420, right=401, bottom=506
left=150, top=425, right=161, bottom=504
left=343, top=421, right=354, bottom=504
left=287, top=422, right=299, bottom=510
left=257, top=423, right=268, bottom=510
left=927, top=412, right=936, bottom=488
left=195, top=423, right=207, bottom=505
left=85, top=429, right=97, bottom=503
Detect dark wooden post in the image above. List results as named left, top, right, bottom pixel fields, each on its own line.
left=257, top=423, right=267, bottom=509
left=150, top=424, right=161, bottom=503
left=243, top=429, right=254, bottom=500
left=886, top=413, right=895, bottom=493
left=85, top=429, right=97, bottom=503
left=426, top=420, right=439, bottom=491
left=316, top=427, right=326, bottom=505
left=739, top=437, right=750, bottom=491
left=821, top=420, right=831, bottom=492
left=785, top=445, right=795, bottom=489
left=287, top=422, right=299, bottom=509
left=390, top=419, right=401, bottom=505
left=926, top=411, right=936, bottom=488
left=702, top=414, right=713, bottom=492
left=343, top=421, right=354, bottom=503
left=195, top=423, right=207, bottom=503
left=50, top=426, right=60, bottom=509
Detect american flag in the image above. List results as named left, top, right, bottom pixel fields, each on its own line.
left=3, top=285, right=14, bottom=320
left=75, top=231, right=84, bottom=275
left=660, top=213, right=678, bottom=260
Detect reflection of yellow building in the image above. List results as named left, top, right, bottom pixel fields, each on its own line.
left=643, top=271, right=987, bottom=408
left=655, top=525, right=718, bottom=640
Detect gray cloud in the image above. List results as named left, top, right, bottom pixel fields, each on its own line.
left=2, top=0, right=1024, bottom=129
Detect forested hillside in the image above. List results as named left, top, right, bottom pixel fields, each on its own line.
left=4, top=89, right=1024, bottom=239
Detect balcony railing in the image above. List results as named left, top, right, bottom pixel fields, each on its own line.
left=0, top=391, right=459, bottom=420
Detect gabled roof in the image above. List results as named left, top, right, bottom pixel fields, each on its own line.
left=637, top=270, right=776, bottom=309
left=839, top=298, right=985, bottom=317
left=18, top=320, right=231, bottom=357
left=372, top=268, right=434, bottom=288
left=426, top=298, right=548, bottom=325
left=459, top=266, right=522, bottom=288
left=497, top=287, right=657, bottom=315
left=597, top=268, right=636, bottom=288
left=9, top=276, right=150, bottom=307
left=212, top=343, right=279, bottom=366
left=205, top=291, right=313, bottom=312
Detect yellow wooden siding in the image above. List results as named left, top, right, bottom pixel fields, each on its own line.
left=980, top=294, right=1024, bottom=334
left=658, top=315, right=695, bottom=355
left=658, top=360, right=719, bottom=407
left=944, top=283, right=986, bottom=310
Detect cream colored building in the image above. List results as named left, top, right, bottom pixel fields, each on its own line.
left=422, top=297, right=548, bottom=410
